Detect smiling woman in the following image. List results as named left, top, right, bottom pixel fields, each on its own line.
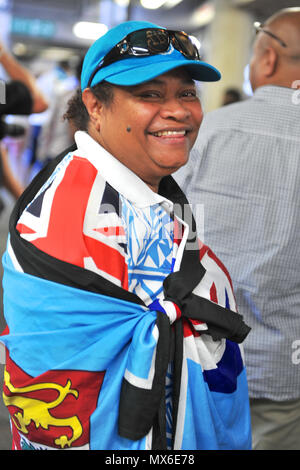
left=81, top=68, right=203, bottom=192
left=1, top=20, right=252, bottom=452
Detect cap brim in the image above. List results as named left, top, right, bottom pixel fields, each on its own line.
left=103, top=60, right=221, bottom=86
left=89, top=52, right=221, bottom=88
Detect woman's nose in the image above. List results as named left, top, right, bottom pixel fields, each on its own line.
left=159, top=99, right=191, bottom=121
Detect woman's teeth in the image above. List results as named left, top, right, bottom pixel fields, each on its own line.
left=151, top=130, right=186, bottom=137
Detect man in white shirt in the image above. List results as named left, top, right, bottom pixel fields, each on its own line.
left=175, top=7, right=300, bottom=450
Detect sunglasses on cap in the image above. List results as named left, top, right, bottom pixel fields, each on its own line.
left=87, top=28, right=201, bottom=88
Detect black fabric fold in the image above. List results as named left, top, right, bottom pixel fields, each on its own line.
left=160, top=177, right=251, bottom=344
left=118, top=311, right=170, bottom=447
left=163, top=270, right=251, bottom=344
left=171, top=319, right=184, bottom=449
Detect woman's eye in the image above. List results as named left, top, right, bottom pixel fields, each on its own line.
left=182, top=90, right=197, bottom=98
left=139, top=91, right=161, bottom=99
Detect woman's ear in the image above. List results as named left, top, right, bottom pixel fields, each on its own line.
left=82, top=88, right=102, bottom=132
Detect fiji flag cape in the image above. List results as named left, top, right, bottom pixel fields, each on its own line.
left=1, top=146, right=252, bottom=450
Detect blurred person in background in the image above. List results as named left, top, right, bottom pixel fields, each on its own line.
left=0, top=40, right=48, bottom=209
left=1, top=21, right=251, bottom=450
left=221, top=87, right=243, bottom=105
left=33, top=59, right=80, bottom=171
left=175, top=7, right=300, bottom=450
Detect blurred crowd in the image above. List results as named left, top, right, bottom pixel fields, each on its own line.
left=0, top=49, right=84, bottom=197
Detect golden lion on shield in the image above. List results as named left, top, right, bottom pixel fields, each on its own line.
left=3, top=370, right=83, bottom=448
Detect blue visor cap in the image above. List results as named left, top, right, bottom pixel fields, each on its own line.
left=81, top=20, right=221, bottom=90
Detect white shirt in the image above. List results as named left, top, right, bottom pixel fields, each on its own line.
left=175, top=85, right=300, bottom=400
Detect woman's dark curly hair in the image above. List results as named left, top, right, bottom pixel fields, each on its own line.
left=64, top=81, right=114, bottom=131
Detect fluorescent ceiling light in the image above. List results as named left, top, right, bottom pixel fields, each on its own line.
left=12, top=42, right=27, bottom=56
left=114, top=0, right=130, bottom=6
left=140, top=0, right=167, bottom=9
left=164, top=0, right=183, bottom=7
left=192, top=3, right=215, bottom=27
left=73, top=22, right=108, bottom=40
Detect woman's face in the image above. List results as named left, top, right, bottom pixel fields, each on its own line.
left=92, top=68, right=203, bottom=191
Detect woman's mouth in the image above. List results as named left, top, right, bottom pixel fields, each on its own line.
left=150, top=130, right=187, bottom=137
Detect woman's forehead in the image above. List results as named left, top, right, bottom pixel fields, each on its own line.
left=122, top=68, right=195, bottom=91
left=147, top=67, right=194, bottom=83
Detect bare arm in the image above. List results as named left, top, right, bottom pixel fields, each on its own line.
left=0, top=144, right=24, bottom=199
left=0, top=45, right=48, bottom=113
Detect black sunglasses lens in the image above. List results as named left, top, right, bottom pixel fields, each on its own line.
left=130, top=29, right=198, bottom=58
left=174, top=32, right=198, bottom=58
left=129, top=29, right=170, bottom=54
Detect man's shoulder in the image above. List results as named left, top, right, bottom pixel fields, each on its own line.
left=202, top=99, right=251, bottom=130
